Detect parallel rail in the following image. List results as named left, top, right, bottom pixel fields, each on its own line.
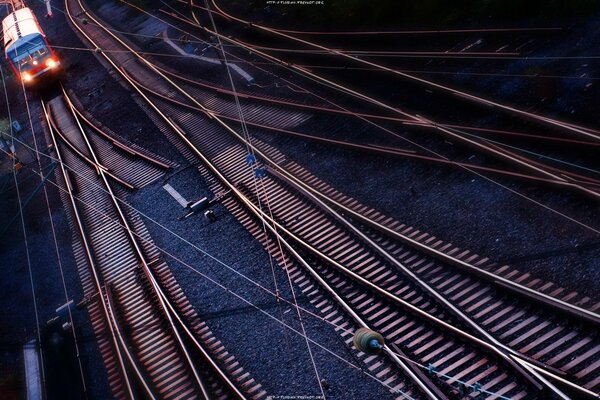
left=65, top=0, right=600, bottom=398
left=43, top=89, right=250, bottom=399
left=177, top=0, right=600, bottom=200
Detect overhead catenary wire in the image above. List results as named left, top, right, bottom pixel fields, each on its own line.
left=123, top=4, right=552, bottom=396
left=3, top=74, right=564, bottom=396
left=12, top=90, right=89, bottom=397
left=207, top=0, right=600, bottom=142
left=191, top=9, right=600, bottom=201
left=0, top=58, right=48, bottom=399
left=163, top=0, right=293, bottom=354
left=0, top=136, right=419, bottom=399
left=184, top=1, right=561, bottom=37
left=3, top=77, right=596, bottom=394
left=129, top=76, right=599, bottom=189
left=27, top=0, right=600, bottom=388
left=29, top=1, right=600, bottom=140
left=16, top=0, right=593, bottom=80
left=219, top=38, right=600, bottom=60
left=2, top=17, right=88, bottom=390
left=8, top=112, right=600, bottom=329
left=1, top=133, right=546, bottom=400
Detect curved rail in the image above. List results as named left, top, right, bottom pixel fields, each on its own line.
left=207, top=0, right=600, bottom=142
left=68, top=100, right=173, bottom=170
left=64, top=2, right=253, bottom=399
left=128, top=72, right=586, bottom=189
left=152, top=61, right=600, bottom=149
left=43, top=99, right=149, bottom=400
left=66, top=0, right=600, bottom=397
left=177, top=1, right=600, bottom=200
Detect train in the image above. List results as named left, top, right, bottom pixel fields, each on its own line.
left=2, top=6, right=61, bottom=85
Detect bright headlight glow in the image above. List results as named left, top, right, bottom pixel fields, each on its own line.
left=46, top=59, right=57, bottom=68
left=22, top=72, right=32, bottom=82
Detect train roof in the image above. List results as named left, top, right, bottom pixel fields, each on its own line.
left=2, top=8, right=43, bottom=53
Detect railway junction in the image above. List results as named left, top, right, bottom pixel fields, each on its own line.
left=0, top=0, right=599, bottom=399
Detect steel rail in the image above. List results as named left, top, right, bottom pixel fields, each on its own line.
left=266, top=169, right=599, bottom=399
left=139, top=61, right=600, bottom=361
left=143, top=11, right=598, bottom=395
left=122, top=50, right=450, bottom=400
left=149, top=34, right=600, bottom=149
left=150, top=61, right=409, bottom=123
left=208, top=0, right=600, bottom=143
left=46, top=105, right=137, bottom=190
left=123, top=38, right=600, bottom=328
left=153, top=58, right=600, bottom=149
left=63, top=3, right=251, bottom=398
left=148, top=35, right=600, bottom=185
left=152, top=108, right=449, bottom=400
left=65, top=2, right=449, bottom=397
left=42, top=100, right=149, bottom=400
left=67, top=1, right=596, bottom=397
left=78, top=5, right=546, bottom=397
left=68, top=100, right=173, bottom=170
left=116, top=71, right=450, bottom=400
left=244, top=170, right=574, bottom=399
left=180, top=1, right=600, bottom=200
left=132, top=85, right=549, bottom=396
left=104, top=282, right=158, bottom=400
left=129, top=68, right=586, bottom=189
left=61, top=87, right=213, bottom=400
left=164, top=7, right=600, bottom=194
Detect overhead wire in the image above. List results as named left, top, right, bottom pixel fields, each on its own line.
left=184, top=1, right=561, bottom=37
left=207, top=0, right=600, bottom=141
left=0, top=82, right=542, bottom=399
left=180, top=1, right=600, bottom=203
left=0, top=131, right=527, bottom=400
left=0, top=57, right=47, bottom=398
left=164, top=0, right=296, bottom=353
left=4, top=2, right=596, bottom=396
left=156, top=16, right=600, bottom=231
left=27, top=97, right=89, bottom=396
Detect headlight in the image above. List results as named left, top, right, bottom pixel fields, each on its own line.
left=22, top=72, right=32, bottom=82
left=46, top=59, right=57, bottom=68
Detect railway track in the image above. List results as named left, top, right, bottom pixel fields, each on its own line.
left=205, top=0, right=599, bottom=142
left=126, top=66, right=597, bottom=191
left=109, top=2, right=600, bottom=318
left=41, top=88, right=263, bottom=399
left=102, top=0, right=600, bottom=199
left=159, top=0, right=600, bottom=200
left=64, top=0, right=600, bottom=398
left=148, top=60, right=600, bottom=150
left=139, top=80, right=600, bottom=397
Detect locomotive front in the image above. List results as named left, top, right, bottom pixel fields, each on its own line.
left=3, top=7, right=60, bottom=85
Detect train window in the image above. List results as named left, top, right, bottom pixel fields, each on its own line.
left=7, top=35, right=48, bottom=65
